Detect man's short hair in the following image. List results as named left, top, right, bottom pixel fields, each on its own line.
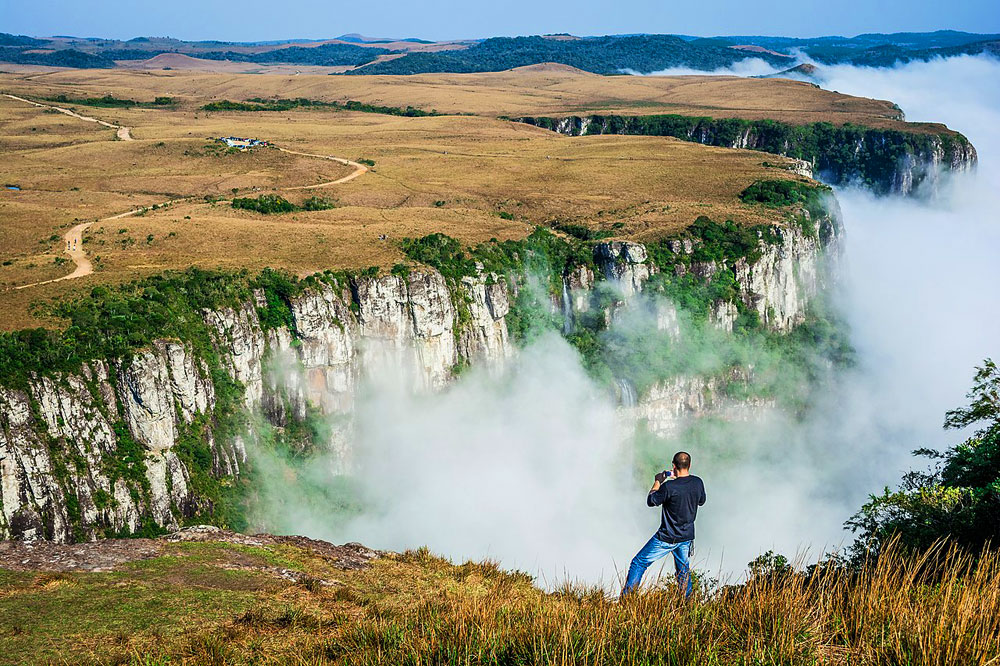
left=672, top=451, right=691, bottom=470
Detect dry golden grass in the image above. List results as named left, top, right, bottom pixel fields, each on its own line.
left=1, top=540, right=997, bottom=665
left=0, top=65, right=938, bottom=131
left=0, top=87, right=808, bottom=330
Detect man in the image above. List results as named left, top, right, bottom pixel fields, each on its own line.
left=621, top=451, right=706, bottom=598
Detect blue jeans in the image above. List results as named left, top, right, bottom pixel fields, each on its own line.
left=622, top=535, right=693, bottom=597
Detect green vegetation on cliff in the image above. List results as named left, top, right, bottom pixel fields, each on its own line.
left=515, top=115, right=973, bottom=194
left=0, top=264, right=376, bottom=389
left=400, top=194, right=846, bottom=403
left=0, top=189, right=837, bottom=541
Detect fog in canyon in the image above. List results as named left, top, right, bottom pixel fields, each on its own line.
left=246, top=56, right=1000, bottom=587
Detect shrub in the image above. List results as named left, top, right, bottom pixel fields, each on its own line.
left=231, top=195, right=296, bottom=214
left=848, top=359, right=1000, bottom=558
left=300, top=196, right=337, bottom=211
left=554, top=223, right=614, bottom=241
left=739, top=179, right=829, bottom=207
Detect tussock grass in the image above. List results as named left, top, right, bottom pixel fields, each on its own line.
left=321, top=543, right=1000, bottom=665
left=3, top=539, right=996, bottom=664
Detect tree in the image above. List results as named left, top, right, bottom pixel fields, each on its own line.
left=848, top=359, right=1000, bottom=557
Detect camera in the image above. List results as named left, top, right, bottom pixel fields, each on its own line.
left=655, top=469, right=673, bottom=483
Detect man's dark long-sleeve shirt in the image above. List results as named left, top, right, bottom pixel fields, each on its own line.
left=647, top=475, right=706, bottom=543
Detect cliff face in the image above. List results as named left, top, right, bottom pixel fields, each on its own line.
left=513, top=115, right=977, bottom=196
left=588, top=209, right=839, bottom=333
left=0, top=210, right=839, bottom=542
left=0, top=272, right=512, bottom=542
left=0, top=345, right=224, bottom=542
left=584, top=208, right=841, bottom=437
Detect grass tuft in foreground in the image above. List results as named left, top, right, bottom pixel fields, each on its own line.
left=2, top=539, right=996, bottom=665
left=321, top=542, right=1000, bottom=666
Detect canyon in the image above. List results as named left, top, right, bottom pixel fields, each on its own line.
left=0, top=198, right=841, bottom=542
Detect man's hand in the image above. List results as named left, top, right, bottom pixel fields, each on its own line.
left=655, top=470, right=670, bottom=483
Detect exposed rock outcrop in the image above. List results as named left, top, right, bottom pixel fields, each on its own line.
left=0, top=345, right=217, bottom=543
left=580, top=203, right=841, bottom=333
left=635, top=372, right=775, bottom=438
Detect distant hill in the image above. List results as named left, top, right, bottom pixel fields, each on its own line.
left=337, top=33, right=434, bottom=44
left=345, top=34, right=793, bottom=75
left=758, top=63, right=821, bottom=81
left=707, top=30, right=1000, bottom=66
left=0, top=46, right=113, bottom=68
left=0, top=30, right=997, bottom=73
left=102, top=43, right=388, bottom=67
left=0, top=32, right=47, bottom=47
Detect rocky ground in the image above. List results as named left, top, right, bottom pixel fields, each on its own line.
left=0, top=524, right=378, bottom=574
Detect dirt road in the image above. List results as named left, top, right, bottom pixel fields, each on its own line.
left=12, top=203, right=163, bottom=290
left=5, top=95, right=368, bottom=290
left=3, top=93, right=135, bottom=140
left=278, top=147, right=368, bottom=189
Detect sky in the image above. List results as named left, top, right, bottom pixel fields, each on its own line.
left=4, top=0, right=999, bottom=42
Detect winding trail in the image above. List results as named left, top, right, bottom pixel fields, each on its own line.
left=4, top=94, right=367, bottom=291
left=3, top=93, right=135, bottom=140
left=278, top=147, right=368, bottom=189
left=12, top=203, right=174, bottom=290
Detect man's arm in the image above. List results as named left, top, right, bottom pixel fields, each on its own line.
left=647, top=477, right=669, bottom=507
left=699, top=481, right=707, bottom=506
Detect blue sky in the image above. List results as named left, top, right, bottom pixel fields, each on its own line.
left=5, top=0, right=999, bottom=41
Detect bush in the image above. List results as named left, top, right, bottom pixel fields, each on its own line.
left=231, top=195, right=296, bottom=214
left=848, top=359, right=1000, bottom=558
left=739, top=179, right=829, bottom=208
left=554, top=223, right=614, bottom=241
left=300, top=196, right=337, bottom=211
left=200, top=97, right=440, bottom=116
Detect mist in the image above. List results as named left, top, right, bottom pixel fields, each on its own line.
left=250, top=335, right=652, bottom=585
left=245, top=55, right=999, bottom=587
left=626, top=57, right=784, bottom=77
left=825, top=55, right=1000, bottom=452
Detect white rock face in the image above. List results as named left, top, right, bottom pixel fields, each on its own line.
left=594, top=242, right=652, bottom=298
left=353, top=272, right=458, bottom=390
left=634, top=373, right=775, bottom=438
left=205, top=303, right=267, bottom=408
left=405, top=271, right=458, bottom=389
left=290, top=283, right=358, bottom=414
left=892, top=136, right=978, bottom=196
left=733, top=214, right=838, bottom=332
left=788, top=159, right=814, bottom=179
left=0, top=343, right=220, bottom=542
left=566, top=265, right=595, bottom=312
left=459, top=273, right=512, bottom=368
left=1, top=385, right=72, bottom=541
left=596, top=209, right=841, bottom=434
left=710, top=300, right=739, bottom=333
left=116, top=349, right=178, bottom=453
left=159, top=340, right=215, bottom=423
